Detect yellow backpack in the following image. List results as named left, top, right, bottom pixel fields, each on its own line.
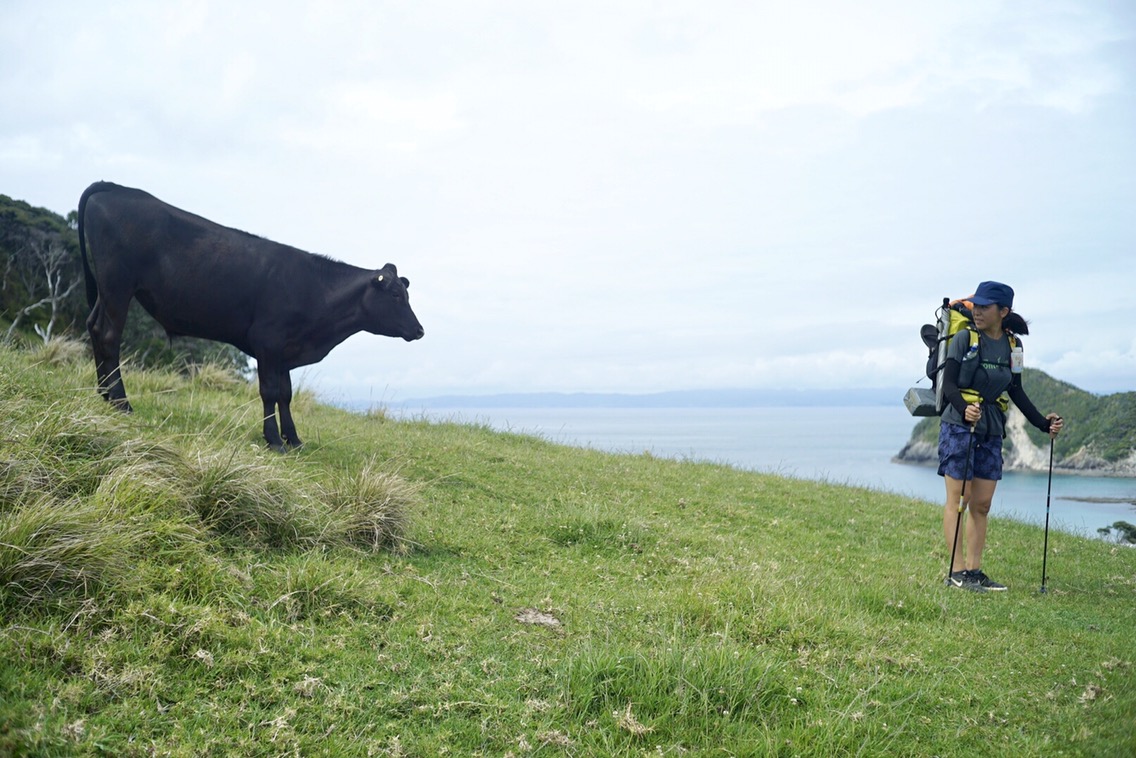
left=904, top=297, right=1021, bottom=417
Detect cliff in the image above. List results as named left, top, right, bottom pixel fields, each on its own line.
left=894, top=407, right=1136, bottom=477
left=893, top=370, right=1136, bottom=477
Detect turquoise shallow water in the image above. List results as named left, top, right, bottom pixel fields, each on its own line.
left=385, top=403, right=1136, bottom=538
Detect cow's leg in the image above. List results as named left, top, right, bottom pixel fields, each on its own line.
left=277, top=370, right=303, bottom=450
left=86, top=300, right=111, bottom=396
left=85, top=295, right=133, bottom=413
left=256, top=363, right=288, bottom=452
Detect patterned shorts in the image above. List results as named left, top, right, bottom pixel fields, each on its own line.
left=937, top=422, right=1003, bottom=481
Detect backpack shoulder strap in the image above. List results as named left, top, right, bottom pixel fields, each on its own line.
left=964, top=324, right=980, bottom=360
left=968, top=325, right=1020, bottom=352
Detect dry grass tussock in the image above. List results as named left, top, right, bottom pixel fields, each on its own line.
left=319, top=459, right=417, bottom=553
left=0, top=456, right=53, bottom=504
left=3, top=442, right=419, bottom=608
left=0, top=494, right=138, bottom=608
left=188, top=362, right=247, bottom=390
left=29, top=337, right=90, bottom=367
left=182, top=446, right=317, bottom=548
left=0, top=353, right=419, bottom=610
left=362, top=405, right=389, bottom=422
left=175, top=447, right=417, bottom=553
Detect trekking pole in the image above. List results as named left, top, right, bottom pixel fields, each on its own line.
left=1040, top=436, right=1055, bottom=594
left=948, top=423, right=977, bottom=584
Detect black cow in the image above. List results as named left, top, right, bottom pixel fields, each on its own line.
left=77, top=181, right=424, bottom=451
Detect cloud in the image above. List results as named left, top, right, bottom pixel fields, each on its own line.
left=2, top=0, right=1134, bottom=400
left=279, top=84, right=463, bottom=160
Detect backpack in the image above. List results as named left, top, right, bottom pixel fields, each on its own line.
left=903, top=297, right=1025, bottom=417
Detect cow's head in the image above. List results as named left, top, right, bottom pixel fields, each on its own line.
left=363, top=263, right=424, bottom=341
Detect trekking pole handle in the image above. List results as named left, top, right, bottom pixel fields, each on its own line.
left=963, top=400, right=982, bottom=428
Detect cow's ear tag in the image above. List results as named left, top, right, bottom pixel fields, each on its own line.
left=374, top=275, right=384, bottom=285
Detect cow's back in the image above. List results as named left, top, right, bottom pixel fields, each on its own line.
left=81, top=183, right=292, bottom=348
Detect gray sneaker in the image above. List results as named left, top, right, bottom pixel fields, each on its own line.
left=946, top=570, right=969, bottom=588
left=968, top=569, right=1007, bottom=591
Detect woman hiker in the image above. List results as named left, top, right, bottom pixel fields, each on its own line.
left=939, top=280, right=1063, bottom=592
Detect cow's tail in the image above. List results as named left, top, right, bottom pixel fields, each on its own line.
left=77, top=181, right=117, bottom=310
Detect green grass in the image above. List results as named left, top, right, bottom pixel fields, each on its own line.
left=1, top=342, right=1134, bottom=756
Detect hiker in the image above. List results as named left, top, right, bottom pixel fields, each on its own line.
left=939, top=281, right=1063, bottom=592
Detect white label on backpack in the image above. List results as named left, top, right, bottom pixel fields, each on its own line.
left=1011, top=345, right=1023, bottom=373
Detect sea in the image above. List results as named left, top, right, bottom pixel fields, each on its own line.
left=367, top=402, right=1136, bottom=539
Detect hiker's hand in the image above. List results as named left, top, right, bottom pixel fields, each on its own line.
left=1047, top=414, right=1063, bottom=439
left=964, top=403, right=982, bottom=425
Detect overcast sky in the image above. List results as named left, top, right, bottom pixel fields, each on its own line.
left=3, top=1, right=1133, bottom=403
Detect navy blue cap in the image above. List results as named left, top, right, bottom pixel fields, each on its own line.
left=971, top=281, right=1014, bottom=308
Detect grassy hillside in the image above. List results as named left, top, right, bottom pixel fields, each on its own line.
left=2, top=343, right=1134, bottom=756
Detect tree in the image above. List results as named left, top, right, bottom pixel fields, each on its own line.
left=2, top=193, right=86, bottom=342
left=1098, top=520, right=1136, bottom=545
left=2, top=234, right=83, bottom=344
